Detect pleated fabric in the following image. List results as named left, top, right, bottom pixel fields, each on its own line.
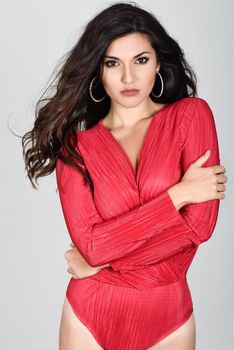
left=67, top=277, right=193, bottom=350
left=56, top=96, right=221, bottom=349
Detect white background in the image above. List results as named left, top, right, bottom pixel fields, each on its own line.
left=0, top=0, right=233, bottom=349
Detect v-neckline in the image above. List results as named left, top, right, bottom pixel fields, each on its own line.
left=98, top=103, right=172, bottom=181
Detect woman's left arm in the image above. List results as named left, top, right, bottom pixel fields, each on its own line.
left=56, top=98, right=223, bottom=270
left=109, top=98, right=223, bottom=272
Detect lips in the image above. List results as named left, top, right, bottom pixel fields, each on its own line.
left=120, top=89, right=139, bottom=96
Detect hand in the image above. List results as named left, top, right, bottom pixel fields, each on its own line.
left=180, top=150, right=228, bottom=204
left=64, top=243, right=110, bottom=279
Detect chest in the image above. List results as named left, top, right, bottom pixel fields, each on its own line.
left=79, top=113, right=183, bottom=219
left=105, top=117, right=154, bottom=174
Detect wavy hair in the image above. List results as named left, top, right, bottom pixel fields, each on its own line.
left=22, top=1, right=197, bottom=194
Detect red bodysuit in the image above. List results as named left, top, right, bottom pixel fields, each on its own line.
left=56, top=97, right=220, bottom=350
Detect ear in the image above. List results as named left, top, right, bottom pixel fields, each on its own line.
left=156, top=63, right=161, bottom=72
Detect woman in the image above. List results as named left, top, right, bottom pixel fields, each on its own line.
left=22, top=2, right=228, bottom=349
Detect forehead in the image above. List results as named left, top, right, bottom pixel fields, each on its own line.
left=105, top=33, right=152, bottom=54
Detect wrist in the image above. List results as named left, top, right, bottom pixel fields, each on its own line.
left=97, top=263, right=111, bottom=269
left=167, top=182, right=190, bottom=210
left=104, top=263, right=111, bottom=268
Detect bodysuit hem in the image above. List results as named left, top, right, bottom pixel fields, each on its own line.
left=146, top=307, right=194, bottom=349
left=66, top=292, right=106, bottom=349
left=66, top=290, right=193, bottom=350
left=65, top=277, right=194, bottom=350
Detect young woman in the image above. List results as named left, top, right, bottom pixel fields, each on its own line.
left=22, top=2, right=228, bottom=349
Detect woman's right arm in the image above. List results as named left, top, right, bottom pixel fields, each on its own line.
left=56, top=157, right=192, bottom=268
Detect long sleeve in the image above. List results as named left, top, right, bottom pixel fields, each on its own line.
left=109, top=98, right=221, bottom=271
left=56, top=159, right=190, bottom=267
left=56, top=98, right=220, bottom=268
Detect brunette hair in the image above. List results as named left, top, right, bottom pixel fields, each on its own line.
left=21, top=1, right=197, bottom=194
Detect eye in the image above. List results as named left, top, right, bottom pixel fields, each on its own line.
left=104, top=60, right=118, bottom=67
left=136, top=57, right=149, bottom=64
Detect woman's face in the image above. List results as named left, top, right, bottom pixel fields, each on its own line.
left=101, top=32, right=160, bottom=108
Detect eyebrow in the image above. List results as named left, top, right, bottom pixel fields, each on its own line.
left=104, top=51, right=151, bottom=60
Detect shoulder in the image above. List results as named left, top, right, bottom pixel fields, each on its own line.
left=75, top=122, right=101, bottom=157
left=177, top=96, right=214, bottom=124
left=184, top=96, right=212, bottom=114
left=76, top=123, right=99, bottom=138
left=177, top=96, right=216, bottom=148
left=166, top=97, right=212, bottom=129
left=76, top=122, right=99, bottom=140
left=175, top=96, right=212, bottom=115
left=165, top=96, right=212, bottom=134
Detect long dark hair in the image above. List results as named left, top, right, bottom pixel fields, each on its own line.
left=22, top=1, right=197, bottom=193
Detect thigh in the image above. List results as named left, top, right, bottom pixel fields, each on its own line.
left=59, top=296, right=104, bottom=350
left=148, top=312, right=196, bottom=350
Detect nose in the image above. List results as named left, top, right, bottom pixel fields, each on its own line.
left=121, top=64, right=135, bottom=85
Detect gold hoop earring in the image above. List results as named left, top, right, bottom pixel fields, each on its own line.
left=151, top=71, right=164, bottom=98
left=89, top=76, right=106, bottom=102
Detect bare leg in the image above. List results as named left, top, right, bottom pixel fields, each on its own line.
left=59, top=297, right=104, bottom=350
left=148, top=312, right=196, bottom=350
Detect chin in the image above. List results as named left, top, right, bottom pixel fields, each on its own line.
left=119, top=101, right=145, bottom=110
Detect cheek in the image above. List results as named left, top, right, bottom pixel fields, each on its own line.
left=102, top=71, right=119, bottom=93
left=143, top=66, right=156, bottom=82
left=141, top=69, right=156, bottom=91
